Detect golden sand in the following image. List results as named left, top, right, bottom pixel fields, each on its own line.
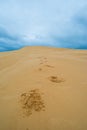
left=0, top=46, right=87, bottom=130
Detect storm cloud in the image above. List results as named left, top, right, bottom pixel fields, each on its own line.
left=0, top=0, right=87, bottom=51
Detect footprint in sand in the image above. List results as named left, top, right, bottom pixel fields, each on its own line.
left=38, top=68, right=42, bottom=71
left=38, top=56, right=54, bottom=71
left=44, top=64, right=54, bottom=68
left=20, top=89, right=45, bottom=116
left=39, top=57, right=48, bottom=65
left=38, top=64, right=54, bottom=72
left=48, top=76, right=65, bottom=83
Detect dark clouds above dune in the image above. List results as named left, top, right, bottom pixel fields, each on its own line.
left=0, top=27, right=24, bottom=51
left=0, top=0, right=87, bottom=51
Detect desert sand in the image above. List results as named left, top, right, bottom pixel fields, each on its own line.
left=0, top=46, right=87, bottom=130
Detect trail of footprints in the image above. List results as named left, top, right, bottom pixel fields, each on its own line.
left=20, top=57, right=65, bottom=117
left=38, top=57, right=55, bottom=71
left=38, top=57, right=65, bottom=83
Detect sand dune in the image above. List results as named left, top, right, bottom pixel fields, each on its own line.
left=0, top=46, right=87, bottom=130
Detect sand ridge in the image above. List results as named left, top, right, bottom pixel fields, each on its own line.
left=0, top=46, right=87, bottom=130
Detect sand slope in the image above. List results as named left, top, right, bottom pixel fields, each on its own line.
left=0, top=46, right=87, bottom=130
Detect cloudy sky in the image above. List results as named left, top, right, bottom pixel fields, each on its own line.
left=0, top=0, right=87, bottom=51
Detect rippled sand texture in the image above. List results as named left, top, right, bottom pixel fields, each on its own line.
left=0, top=46, right=87, bottom=130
